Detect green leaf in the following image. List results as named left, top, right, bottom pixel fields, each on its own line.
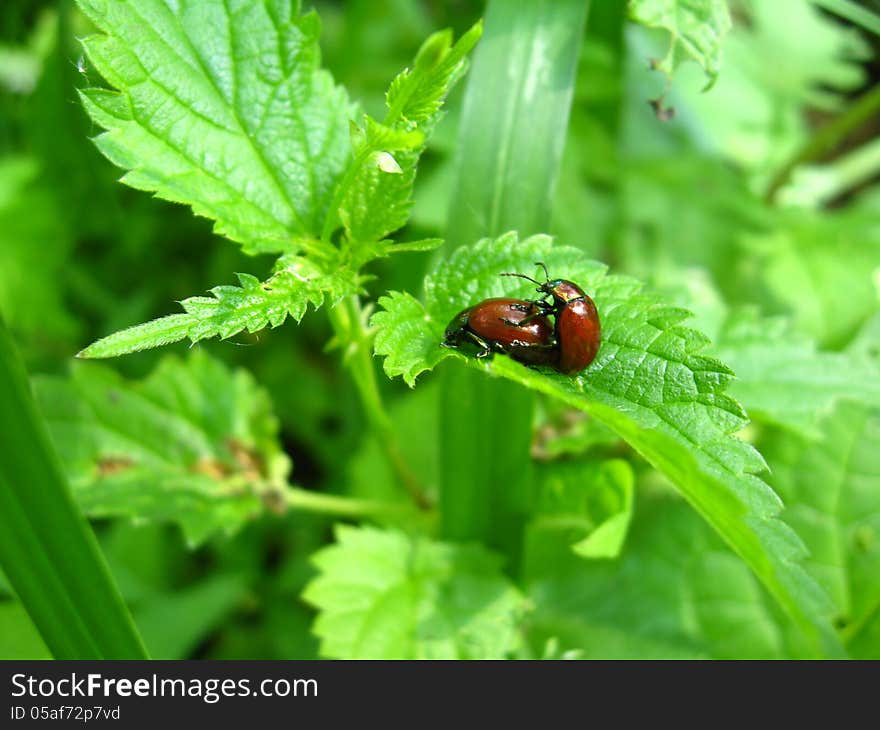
left=527, top=494, right=790, bottom=659
left=78, top=260, right=359, bottom=358
left=302, top=524, right=525, bottom=659
left=0, top=601, right=51, bottom=659
left=0, top=315, right=148, bottom=659
left=628, top=0, right=732, bottom=87
left=372, top=232, right=842, bottom=656
left=527, top=459, right=635, bottom=562
left=765, top=402, right=880, bottom=655
left=714, top=311, right=880, bottom=439
left=330, top=22, right=481, bottom=246
left=34, top=350, right=293, bottom=546
left=372, top=290, right=449, bottom=386
left=76, top=0, right=352, bottom=254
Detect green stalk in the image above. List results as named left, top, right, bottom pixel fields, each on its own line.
left=327, top=296, right=430, bottom=509
left=0, top=314, right=148, bottom=658
left=800, top=135, right=880, bottom=205
left=440, top=0, right=589, bottom=570
left=283, top=485, right=423, bottom=521
left=765, top=82, right=880, bottom=202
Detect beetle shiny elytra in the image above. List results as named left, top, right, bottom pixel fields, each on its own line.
left=442, top=297, right=558, bottom=367
left=501, top=263, right=601, bottom=374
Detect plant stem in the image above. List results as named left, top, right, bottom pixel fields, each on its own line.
left=283, top=485, right=419, bottom=520
left=806, top=135, right=880, bottom=205
left=327, top=296, right=431, bottom=509
left=765, top=82, right=880, bottom=203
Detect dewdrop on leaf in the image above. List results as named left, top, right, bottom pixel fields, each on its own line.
left=374, top=151, right=402, bottom=174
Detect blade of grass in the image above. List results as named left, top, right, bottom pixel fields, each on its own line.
left=440, top=0, right=589, bottom=571
left=0, top=314, right=148, bottom=658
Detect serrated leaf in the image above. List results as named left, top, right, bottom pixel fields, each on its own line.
left=302, top=524, right=524, bottom=659
left=371, top=232, right=842, bottom=655
left=765, top=402, right=880, bottom=655
left=331, top=22, right=481, bottom=246
left=385, top=23, right=482, bottom=124
left=33, top=350, right=292, bottom=546
left=528, top=495, right=791, bottom=659
left=714, top=311, right=880, bottom=439
left=78, top=259, right=359, bottom=358
left=628, top=0, right=732, bottom=87
left=372, top=290, right=449, bottom=385
left=76, top=0, right=352, bottom=254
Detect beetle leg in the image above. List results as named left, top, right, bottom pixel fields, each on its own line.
left=462, top=330, right=493, bottom=358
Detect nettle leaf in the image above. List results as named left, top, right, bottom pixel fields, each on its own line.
left=528, top=495, right=790, bottom=659
left=77, top=0, right=352, bottom=254
left=766, top=402, right=880, bottom=655
left=78, top=257, right=360, bottom=358
left=75, top=2, right=477, bottom=358
left=714, top=311, right=880, bottom=439
left=372, top=232, right=842, bottom=655
left=302, top=524, right=524, bottom=659
left=628, top=0, right=732, bottom=88
left=33, top=350, right=292, bottom=546
left=331, top=22, right=482, bottom=247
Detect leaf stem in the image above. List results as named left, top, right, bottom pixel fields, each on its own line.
left=327, top=296, right=432, bottom=510
left=799, top=135, right=880, bottom=206
left=282, top=485, right=418, bottom=520
left=765, top=82, right=880, bottom=203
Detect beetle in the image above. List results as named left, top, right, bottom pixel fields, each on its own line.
left=442, top=297, right=559, bottom=368
left=500, top=262, right=601, bottom=374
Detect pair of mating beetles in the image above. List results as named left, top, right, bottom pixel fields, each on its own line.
left=442, top=264, right=600, bottom=374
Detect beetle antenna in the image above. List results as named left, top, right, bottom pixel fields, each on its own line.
left=535, top=262, right=550, bottom=281
left=500, top=272, right=542, bottom=285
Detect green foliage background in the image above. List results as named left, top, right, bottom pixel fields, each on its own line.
left=1, top=0, right=879, bottom=659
